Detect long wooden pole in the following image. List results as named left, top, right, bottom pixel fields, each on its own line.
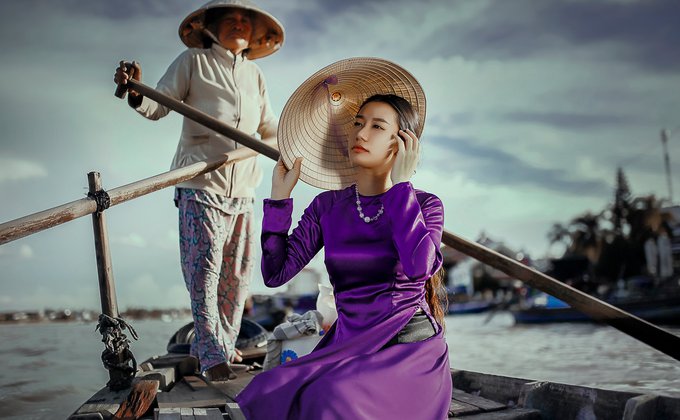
left=0, top=148, right=258, bottom=245
left=88, top=171, right=118, bottom=318
left=89, top=171, right=131, bottom=388
left=0, top=80, right=678, bottom=362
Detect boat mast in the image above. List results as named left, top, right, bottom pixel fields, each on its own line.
left=661, top=128, right=673, bottom=204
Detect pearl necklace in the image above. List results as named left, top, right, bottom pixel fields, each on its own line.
left=354, top=184, right=384, bottom=223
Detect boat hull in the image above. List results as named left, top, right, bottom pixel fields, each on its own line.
left=513, top=296, right=680, bottom=324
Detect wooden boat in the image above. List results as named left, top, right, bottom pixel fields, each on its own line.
left=68, top=332, right=680, bottom=419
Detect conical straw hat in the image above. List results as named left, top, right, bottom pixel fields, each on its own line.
left=278, top=57, right=426, bottom=190
left=179, top=0, right=284, bottom=59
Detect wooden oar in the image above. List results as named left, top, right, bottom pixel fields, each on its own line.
left=443, top=232, right=680, bottom=361
left=114, top=74, right=680, bottom=361
left=115, top=69, right=278, bottom=161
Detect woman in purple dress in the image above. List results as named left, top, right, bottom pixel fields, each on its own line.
left=236, top=92, right=452, bottom=419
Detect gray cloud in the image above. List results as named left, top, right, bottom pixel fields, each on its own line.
left=0, top=0, right=192, bottom=20
left=417, top=0, right=680, bottom=71
left=497, top=111, right=643, bottom=130
left=0, top=158, right=48, bottom=183
left=426, top=134, right=612, bottom=197
left=540, top=0, right=680, bottom=70
left=427, top=112, right=477, bottom=128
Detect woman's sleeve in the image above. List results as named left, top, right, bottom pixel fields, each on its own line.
left=261, top=195, right=324, bottom=288
left=381, top=182, right=444, bottom=281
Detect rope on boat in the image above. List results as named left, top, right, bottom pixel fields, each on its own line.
left=87, top=189, right=111, bottom=212
left=96, top=313, right=139, bottom=390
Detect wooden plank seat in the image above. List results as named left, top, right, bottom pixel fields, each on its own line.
left=153, top=407, right=223, bottom=420
left=156, top=377, right=227, bottom=409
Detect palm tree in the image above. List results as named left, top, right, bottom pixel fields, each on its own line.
left=597, top=195, right=670, bottom=281
left=612, top=167, right=632, bottom=235
left=628, top=195, right=666, bottom=242
left=547, top=222, right=570, bottom=256
left=567, top=212, right=603, bottom=264
left=546, top=168, right=674, bottom=284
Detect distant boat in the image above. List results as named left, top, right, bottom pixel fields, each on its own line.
left=448, top=299, right=496, bottom=315
left=246, top=267, right=322, bottom=330
left=247, top=292, right=317, bottom=330
left=512, top=292, right=680, bottom=325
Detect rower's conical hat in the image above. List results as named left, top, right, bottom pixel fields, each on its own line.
left=179, top=0, right=284, bottom=59
left=278, top=57, right=426, bottom=190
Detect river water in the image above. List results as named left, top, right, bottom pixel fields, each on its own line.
left=1, top=313, right=678, bottom=419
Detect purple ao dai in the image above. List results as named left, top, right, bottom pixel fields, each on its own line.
left=236, top=181, right=452, bottom=419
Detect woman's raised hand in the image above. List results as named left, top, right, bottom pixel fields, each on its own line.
left=390, top=128, right=420, bottom=184
left=271, top=157, right=303, bottom=200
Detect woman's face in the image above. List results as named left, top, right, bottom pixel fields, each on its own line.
left=349, top=101, right=400, bottom=169
left=217, top=10, right=253, bottom=54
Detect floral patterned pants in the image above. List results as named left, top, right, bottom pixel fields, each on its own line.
left=176, top=188, right=255, bottom=371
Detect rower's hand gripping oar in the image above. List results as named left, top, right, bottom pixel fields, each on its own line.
left=114, top=62, right=132, bottom=99
left=114, top=61, right=136, bottom=99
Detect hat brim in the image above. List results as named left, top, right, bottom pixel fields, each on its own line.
left=179, top=3, right=284, bottom=59
left=278, top=57, right=427, bottom=191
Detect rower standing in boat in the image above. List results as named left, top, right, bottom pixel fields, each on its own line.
left=113, top=0, right=284, bottom=381
left=236, top=58, right=452, bottom=419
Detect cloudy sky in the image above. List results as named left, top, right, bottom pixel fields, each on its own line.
left=0, top=0, right=678, bottom=311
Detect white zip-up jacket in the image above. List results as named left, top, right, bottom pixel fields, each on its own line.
left=134, top=43, right=278, bottom=198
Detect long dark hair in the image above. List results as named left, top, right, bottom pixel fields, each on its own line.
left=359, top=94, right=448, bottom=329
left=425, top=268, right=448, bottom=330
left=360, top=94, right=419, bottom=135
